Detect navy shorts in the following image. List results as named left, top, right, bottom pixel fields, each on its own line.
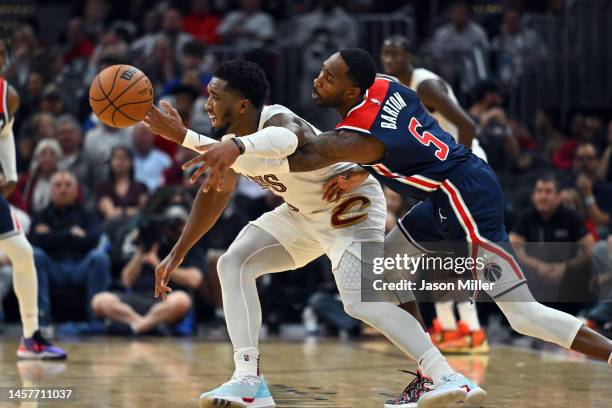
left=0, top=195, right=19, bottom=240
left=398, top=158, right=526, bottom=298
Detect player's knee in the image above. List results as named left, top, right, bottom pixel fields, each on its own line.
left=91, top=292, right=115, bottom=316
left=170, top=291, right=192, bottom=314
left=502, top=302, right=541, bottom=336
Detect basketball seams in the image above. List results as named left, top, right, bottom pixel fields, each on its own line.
left=89, top=65, right=122, bottom=102
left=97, top=73, right=146, bottom=117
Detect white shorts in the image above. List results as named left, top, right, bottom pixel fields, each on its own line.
left=251, top=181, right=386, bottom=269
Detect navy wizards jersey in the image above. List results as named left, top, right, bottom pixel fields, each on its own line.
left=336, top=76, right=471, bottom=201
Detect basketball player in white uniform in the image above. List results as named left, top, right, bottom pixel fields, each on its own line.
left=380, top=35, right=488, bottom=354
left=0, top=39, right=66, bottom=359
left=144, top=60, right=483, bottom=408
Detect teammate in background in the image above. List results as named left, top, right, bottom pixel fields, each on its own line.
left=0, top=39, right=66, bottom=359
left=144, top=60, right=483, bottom=408
left=189, top=48, right=612, bottom=406
left=381, top=35, right=488, bottom=353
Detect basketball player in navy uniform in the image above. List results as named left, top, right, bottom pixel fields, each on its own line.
left=0, top=39, right=66, bottom=359
left=189, top=48, right=612, bottom=406
left=381, top=35, right=488, bottom=354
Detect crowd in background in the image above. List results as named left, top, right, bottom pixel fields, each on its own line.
left=1, top=0, right=611, bottom=339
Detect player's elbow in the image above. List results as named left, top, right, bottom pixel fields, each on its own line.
left=7, top=85, right=20, bottom=117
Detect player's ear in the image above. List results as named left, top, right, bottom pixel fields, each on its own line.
left=238, top=99, right=250, bottom=114
left=346, top=85, right=362, bottom=99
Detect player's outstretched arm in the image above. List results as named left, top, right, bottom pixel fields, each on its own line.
left=288, top=130, right=386, bottom=172
left=0, top=84, right=20, bottom=197
left=155, top=169, right=238, bottom=299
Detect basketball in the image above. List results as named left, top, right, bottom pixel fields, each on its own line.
left=89, top=65, right=153, bottom=128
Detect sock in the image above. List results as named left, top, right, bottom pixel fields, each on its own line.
left=435, top=300, right=457, bottom=331
left=233, top=347, right=260, bottom=378
left=608, top=352, right=611, bottom=366
left=457, top=301, right=481, bottom=331
left=418, top=346, right=455, bottom=386
left=0, top=234, right=39, bottom=338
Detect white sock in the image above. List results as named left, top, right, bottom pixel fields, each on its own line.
left=233, top=347, right=260, bottom=378
left=435, top=300, right=457, bottom=330
left=418, top=347, right=455, bottom=386
left=0, top=234, right=39, bottom=338
left=457, top=301, right=481, bottom=331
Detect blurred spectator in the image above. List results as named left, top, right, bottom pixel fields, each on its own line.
left=431, top=1, right=489, bottom=56
left=17, top=139, right=63, bottom=214
left=468, top=81, right=519, bottom=177
left=92, top=203, right=202, bottom=335
left=18, top=70, right=46, bottom=123
left=17, top=113, right=57, bottom=173
left=4, top=24, right=38, bottom=88
left=552, top=113, right=584, bottom=171
left=83, top=0, right=111, bottom=41
left=63, top=17, right=95, bottom=66
left=84, top=26, right=131, bottom=86
left=142, top=35, right=181, bottom=96
left=30, top=170, right=110, bottom=327
left=574, top=143, right=612, bottom=230
left=492, top=7, right=547, bottom=84
left=83, top=121, right=132, bottom=180
left=40, top=85, right=68, bottom=117
left=182, top=0, right=221, bottom=45
left=131, top=9, right=162, bottom=57
left=217, top=0, right=275, bottom=49
left=510, top=174, right=595, bottom=305
left=96, top=146, right=148, bottom=221
left=560, top=187, right=599, bottom=241
left=293, top=0, right=358, bottom=48
left=54, top=114, right=97, bottom=211
left=599, top=120, right=612, bottom=183
left=162, top=41, right=213, bottom=97
left=533, top=109, right=563, bottom=162
left=131, top=123, right=172, bottom=191
left=135, top=8, right=193, bottom=61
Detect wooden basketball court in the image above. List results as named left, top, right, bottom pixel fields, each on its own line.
left=0, top=336, right=609, bottom=407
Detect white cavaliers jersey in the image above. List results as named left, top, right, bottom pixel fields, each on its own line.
left=409, top=68, right=487, bottom=162
left=229, top=104, right=378, bottom=214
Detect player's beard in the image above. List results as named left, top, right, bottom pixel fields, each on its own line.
left=210, top=124, right=230, bottom=140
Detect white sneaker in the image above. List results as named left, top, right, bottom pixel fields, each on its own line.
left=198, top=375, right=276, bottom=408
left=417, top=373, right=469, bottom=408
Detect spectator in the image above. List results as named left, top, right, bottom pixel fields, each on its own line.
left=182, top=0, right=221, bottom=45
left=574, top=143, right=612, bottom=231
left=4, top=24, right=38, bottom=88
left=599, top=120, right=612, bottom=183
left=431, top=1, right=489, bottom=56
left=492, top=7, right=547, bottom=84
left=510, top=174, right=595, bottom=307
left=161, top=41, right=212, bottom=97
left=217, top=0, right=275, bottom=49
left=40, top=85, right=68, bottom=117
left=17, top=113, right=57, bottom=173
left=63, top=17, right=95, bottom=66
left=533, top=109, right=563, bottom=162
left=135, top=8, right=193, bottom=61
left=96, top=146, right=148, bottom=221
left=54, top=114, right=97, bottom=211
left=91, top=207, right=202, bottom=335
left=142, top=35, right=180, bottom=97
left=17, top=139, right=63, bottom=214
left=560, top=187, right=599, bottom=241
left=30, top=170, right=110, bottom=328
left=293, top=0, right=358, bottom=49
left=83, top=120, right=132, bottom=181
left=131, top=123, right=172, bottom=191
left=468, top=81, right=519, bottom=177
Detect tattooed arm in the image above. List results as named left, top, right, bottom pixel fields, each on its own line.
left=288, top=130, right=386, bottom=172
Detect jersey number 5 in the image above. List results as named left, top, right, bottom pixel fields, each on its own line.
left=408, top=117, right=449, bottom=160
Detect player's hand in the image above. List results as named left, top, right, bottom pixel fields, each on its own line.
left=143, top=100, right=187, bottom=145
left=322, top=168, right=370, bottom=202
left=155, top=249, right=183, bottom=300
left=182, top=138, right=241, bottom=192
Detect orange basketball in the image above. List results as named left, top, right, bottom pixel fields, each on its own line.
left=89, top=65, right=154, bottom=128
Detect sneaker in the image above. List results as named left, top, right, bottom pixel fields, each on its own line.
left=428, top=319, right=462, bottom=346
left=462, top=375, right=488, bottom=408
left=384, top=370, right=433, bottom=408
left=417, top=373, right=469, bottom=408
left=438, top=322, right=489, bottom=354
left=17, top=330, right=67, bottom=360
left=198, top=375, right=275, bottom=408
